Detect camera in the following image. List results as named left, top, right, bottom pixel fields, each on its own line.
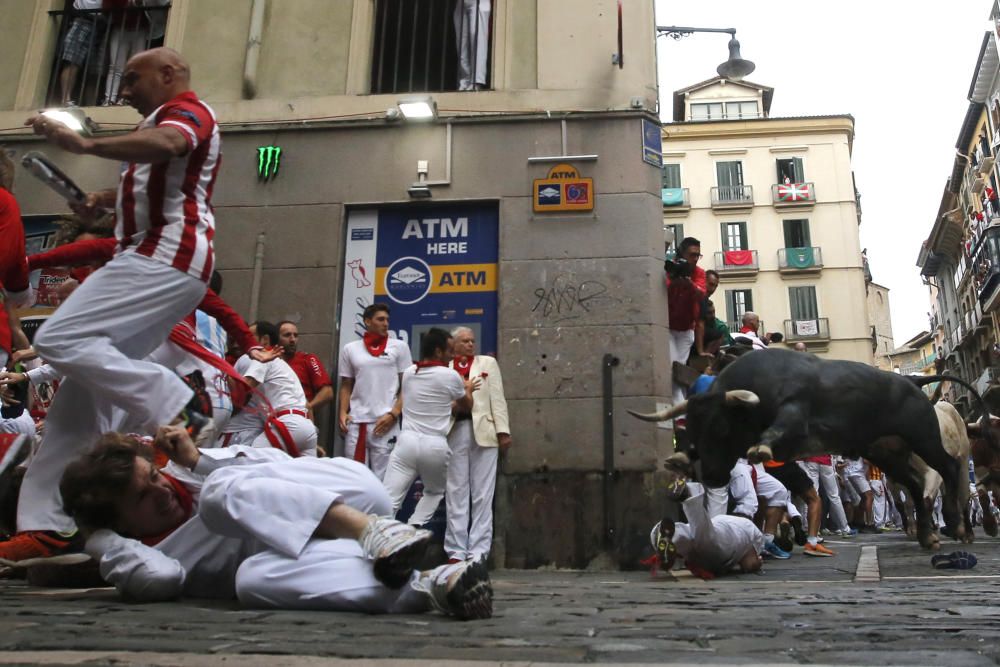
left=664, top=256, right=694, bottom=279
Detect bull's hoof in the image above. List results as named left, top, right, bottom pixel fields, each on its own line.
left=746, top=444, right=773, bottom=464
left=985, top=515, right=999, bottom=537
left=919, top=533, right=941, bottom=550
left=905, top=526, right=917, bottom=539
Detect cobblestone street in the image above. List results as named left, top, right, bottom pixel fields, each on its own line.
left=3, top=532, right=1000, bottom=666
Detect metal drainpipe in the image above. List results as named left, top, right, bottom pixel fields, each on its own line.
left=243, top=0, right=267, bottom=99
left=602, top=353, right=620, bottom=549
left=248, top=232, right=266, bottom=322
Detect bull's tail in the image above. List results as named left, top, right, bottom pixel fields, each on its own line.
left=908, top=374, right=996, bottom=452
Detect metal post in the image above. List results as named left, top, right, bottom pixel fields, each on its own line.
left=602, top=353, right=620, bottom=548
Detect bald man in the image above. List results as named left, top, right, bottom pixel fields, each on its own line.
left=2, top=48, right=222, bottom=567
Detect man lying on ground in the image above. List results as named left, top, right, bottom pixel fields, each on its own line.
left=59, top=425, right=492, bottom=619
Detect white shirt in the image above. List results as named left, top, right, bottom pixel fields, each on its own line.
left=225, top=355, right=307, bottom=434
left=400, top=364, right=466, bottom=437
left=338, top=338, right=412, bottom=422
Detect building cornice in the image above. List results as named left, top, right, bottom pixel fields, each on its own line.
left=662, top=116, right=855, bottom=147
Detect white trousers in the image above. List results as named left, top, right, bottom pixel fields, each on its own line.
left=104, top=28, right=147, bottom=103
left=729, top=461, right=758, bottom=518
left=382, top=430, right=450, bottom=526
left=198, top=457, right=426, bottom=612
left=670, top=483, right=763, bottom=573
left=344, top=421, right=398, bottom=481
left=704, top=485, right=728, bottom=518
left=871, top=478, right=886, bottom=526
left=453, top=0, right=491, bottom=90
left=444, top=420, right=499, bottom=561
left=250, top=413, right=318, bottom=457
left=799, top=462, right=849, bottom=532
left=146, top=339, right=234, bottom=434
left=19, top=252, right=204, bottom=533
left=668, top=328, right=695, bottom=405
left=752, top=464, right=790, bottom=508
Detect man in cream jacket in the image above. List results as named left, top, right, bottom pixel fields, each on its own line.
left=446, top=327, right=511, bottom=563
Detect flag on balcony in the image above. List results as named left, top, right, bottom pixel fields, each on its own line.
left=723, top=250, right=754, bottom=266
left=661, top=188, right=685, bottom=206
left=776, top=182, right=811, bottom=202
left=785, top=247, right=815, bottom=269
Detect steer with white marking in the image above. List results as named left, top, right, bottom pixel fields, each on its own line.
left=630, top=348, right=968, bottom=549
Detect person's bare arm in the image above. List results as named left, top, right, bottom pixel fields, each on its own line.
left=27, top=118, right=189, bottom=163
left=338, top=377, right=355, bottom=433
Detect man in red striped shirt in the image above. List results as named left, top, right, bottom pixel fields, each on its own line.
left=0, top=48, right=220, bottom=567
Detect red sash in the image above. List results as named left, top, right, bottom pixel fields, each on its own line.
left=140, top=472, right=194, bottom=546
left=263, top=415, right=302, bottom=458
left=363, top=333, right=388, bottom=357
left=167, top=324, right=252, bottom=411
left=414, top=360, right=447, bottom=372
left=354, top=422, right=368, bottom=463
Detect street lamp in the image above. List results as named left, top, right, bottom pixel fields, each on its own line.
left=656, top=26, right=755, bottom=80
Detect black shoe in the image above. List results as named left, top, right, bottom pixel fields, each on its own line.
left=791, top=515, right=807, bottom=546
left=775, top=522, right=794, bottom=553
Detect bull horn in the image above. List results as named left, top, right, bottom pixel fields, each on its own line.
left=967, top=422, right=983, bottom=435
left=628, top=401, right=688, bottom=422
left=725, top=390, right=760, bottom=406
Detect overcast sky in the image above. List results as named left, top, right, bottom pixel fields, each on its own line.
left=653, top=0, right=992, bottom=346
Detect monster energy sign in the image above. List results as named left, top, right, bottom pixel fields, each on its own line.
left=257, top=145, right=281, bottom=181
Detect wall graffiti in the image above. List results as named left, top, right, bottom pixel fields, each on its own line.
left=531, top=274, right=619, bottom=322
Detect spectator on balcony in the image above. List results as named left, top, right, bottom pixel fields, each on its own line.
left=58, top=0, right=105, bottom=105
left=103, top=0, right=169, bottom=105
left=665, top=237, right=706, bottom=404
left=453, top=0, right=491, bottom=91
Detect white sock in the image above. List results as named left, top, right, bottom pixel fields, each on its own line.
left=807, top=536, right=818, bottom=546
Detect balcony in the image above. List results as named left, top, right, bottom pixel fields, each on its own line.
left=710, top=185, right=754, bottom=211
left=714, top=250, right=759, bottom=277
left=976, top=366, right=1000, bottom=414
left=783, top=318, right=830, bottom=342
left=973, top=227, right=1000, bottom=311
left=44, top=5, right=170, bottom=107
left=778, top=247, right=823, bottom=274
left=771, top=182, right=816, bottom=209
left=661, top=188, right=690, bottom=214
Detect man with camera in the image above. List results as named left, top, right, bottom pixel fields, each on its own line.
left=664, top=237, right=707, bottom=404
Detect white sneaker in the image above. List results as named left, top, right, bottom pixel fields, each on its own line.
left=412, top=559, right=493, bottom=620
left=358, top=516, right=432, bottom=589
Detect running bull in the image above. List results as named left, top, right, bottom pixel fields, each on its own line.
left=630, top=348, right=978, bottom=549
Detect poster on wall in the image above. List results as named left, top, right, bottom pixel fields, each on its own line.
left=340, top=204, right=499, bottom=360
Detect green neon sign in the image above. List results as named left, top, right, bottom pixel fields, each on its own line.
left=257, top=145, right=281, bottom=181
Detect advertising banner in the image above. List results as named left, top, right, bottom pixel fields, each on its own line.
left=341, top=204, right=499, bottom=360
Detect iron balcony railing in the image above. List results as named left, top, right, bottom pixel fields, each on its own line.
left=778, top=247, right=823, bottom=270
left=714, top=250, right=759, bottom=273
left=771, top=182, right=816, bottom=205
left=371, top=0, right=492, bottom=94
left=45, top=5, right=170, bottom=107
left=783, top=318, right=830, bottom=341
left=710, top=185, right=754, bottom=207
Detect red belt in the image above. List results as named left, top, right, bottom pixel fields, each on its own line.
left=275, top=408, right=308, bottom=418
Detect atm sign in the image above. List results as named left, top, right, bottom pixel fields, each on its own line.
left=533, top=163, right=594, bottom=213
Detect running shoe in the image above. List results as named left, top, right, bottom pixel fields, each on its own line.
left=763, top=541, right=791, bottom=559
left=931, top=551, right=977, bottom=570
left=804, top=542, right=835, bottom=557
left=791, top=515, right=807, bottom=546
left=0, top=530, right=89, bottom=567
left=359, top=515, right=432, bottom=589
left=774, top=523, right=794, bottom=553
left=838, top=527, right=858, bottom=538
left=412, top=559, right=493, bottom=620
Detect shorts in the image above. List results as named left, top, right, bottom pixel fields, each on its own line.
left=61, top=16, right=102, bottom=66
left=847, top=474, right=871, bottom=496
left=766, top=461, right=814, bottom=497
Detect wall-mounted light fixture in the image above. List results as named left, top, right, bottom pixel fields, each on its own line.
left=407, top=160, right=432, bottom=199
left=397, top=97, right=437, bottom=121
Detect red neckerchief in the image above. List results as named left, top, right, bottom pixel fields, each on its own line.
left=140, top=472, right=194, bottom=546
left=414, top=360, right=447, bottom=373
left=454, top=355, right=474, bottom=379
left=739, top=326, right=756, bottom=335
left=363, top=332, right=389, bottom=357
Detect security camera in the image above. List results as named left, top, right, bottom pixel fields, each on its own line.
left=407, top=183, right=432, bottom=199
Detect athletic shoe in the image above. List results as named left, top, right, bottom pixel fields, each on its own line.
left=804, top=542, right=835, bottom=557
left=763, top=541, right=791, bottom=560
left=838, top=528, right=858, bottom=538
left=663, top=471, right=688, bottom=502
left=412, top=559, right=493, bottom=620
left=359, top=515, right=432, bottom=589
left=0, top=530, right=89, bottom=567
left=879, top=524, right=894, bottom=533
left=790, top=515, right=807, bottom=546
